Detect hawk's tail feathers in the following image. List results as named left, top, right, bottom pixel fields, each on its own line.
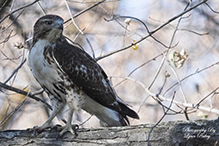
left=119, top=102, right=140, bottom=120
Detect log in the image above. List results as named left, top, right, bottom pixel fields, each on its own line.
left=0, top=118, right=219, bottom=146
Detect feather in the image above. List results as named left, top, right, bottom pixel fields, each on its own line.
left=29, top=15, right=139, bottom=129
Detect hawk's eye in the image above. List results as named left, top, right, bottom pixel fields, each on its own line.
left=45, top=21, right=53, bottom=25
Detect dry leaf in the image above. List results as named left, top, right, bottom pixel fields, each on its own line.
left=169, top=49, right=188, bottom=69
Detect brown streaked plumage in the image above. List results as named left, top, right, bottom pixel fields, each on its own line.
left=29, top=15, right=139, bottom=136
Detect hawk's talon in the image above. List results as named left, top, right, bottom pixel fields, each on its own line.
left=51, top=124, right=62, bottom=131
left=57, top=124, right=79, bottom=138
left=33, top=124, right=53, bottom=133
left=32, top=126, right=44, bottom=133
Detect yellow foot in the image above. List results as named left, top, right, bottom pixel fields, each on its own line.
left=33, top=124, right=61, bottom=133
left=58, top=124, right=79, bottom=137
left=33, top=125, right=50, bottom=133
left=35, top=122, right=54, bottom=133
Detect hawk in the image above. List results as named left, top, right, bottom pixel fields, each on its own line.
left=29, top=15, right=139, bottom=135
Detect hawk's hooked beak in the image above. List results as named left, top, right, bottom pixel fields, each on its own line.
left=55, top=20, right=64, bottom=30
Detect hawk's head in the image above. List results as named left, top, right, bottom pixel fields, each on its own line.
left=33, top=15, right=64, bottom=44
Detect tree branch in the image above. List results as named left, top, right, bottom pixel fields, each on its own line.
left=0, top=0, right=39, bottom=24
left=96, top=0, right=208, bottom=61
left=0, top=82, right=52, bottom=110
left=0, top=119, right=218, bottom=145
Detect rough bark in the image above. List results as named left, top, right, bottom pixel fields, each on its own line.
left=0, top=119, right=219, bottom=146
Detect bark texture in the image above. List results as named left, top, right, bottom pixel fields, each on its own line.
left=0, top=119, right=219, bottom=146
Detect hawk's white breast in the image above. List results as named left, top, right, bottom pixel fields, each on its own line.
left=29, top=40, right=58, bottom=88
left=29, top=39, right=86, bottom=108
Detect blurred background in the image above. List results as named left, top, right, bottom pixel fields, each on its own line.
left=0, top=0, right=219, bottom=130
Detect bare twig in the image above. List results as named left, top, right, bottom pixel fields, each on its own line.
left=205, top=2, right=219, bottom=14
left=164, top=61, right=219, bottom=95
left=168, top=61, right=187, bottom=103
left=64, top=0, right=96, bottom=58
left=178, top=29, right=209, bottom=36
left=0, top=94, right=28, bottom=127
left=148, top=91, right=176, bottom=146
left=107, top=15, right=150, bottom=33
left=114, top=51, right=165, bottom=88
left=184, top=107, right=189, bottom=121
left=79, top=115, right=93, bottom=126
left=0, top=9, right=24, bottom=33
left=0, top=30, right=14, bottom=44
left=114, top=76, right=219, bottom=114
left=64, top=0, right=106, bottom=24
left=0, top=82, right=52, bottom=110
left=180, top=0, right=219, bottom=26
left=96, top=0, right=208, bottom=61
left=104, top=15, right=172, bottom=49
left=0, top=50, right=19, bottom=64
left=0, top=0, right=10, bottom=11
left=148, top=2, right=192, bottom=108
left=158, top=71, right=170, bottom=95
left=37, top=1, right=46, bottom=15
left=195, top=87, right=219, bottom=108
left=4, top=59, right=26, bottom=84
left=0, top=0, right=39, bottom=24
left=66, top=0, right=118, bottom=3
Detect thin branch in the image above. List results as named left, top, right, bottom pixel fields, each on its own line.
left=148, top=55, right=166, bottom=90
left=129, top=52, right=165, bottom=77
left=9, top=0, right=16, bottom=12
left=150, top=94, right=180, bottom=114
left=113, top=51, right=165, bottom=88
left=0, top=82, right=52, bottom=110
left=108, top=15, right=150, bottom=33
left=164, top=61, right=219, bottom=95
left=184, top=107, right=189, bottom=121
left=0, top=30, right=14, bottom=44
left=180, top=0, right=219, bottom=26
left=66, top=0, right=118, bottom=3
left=79, top=115, right=93, bottom=126
left=0, top=0, right=39, bottom=24
left=37, top=1, right=46, bottom=15
left=195, top=87, right=219, bottom=108
left=1, top=50, right=18, bottom=64
left=178, top=28, right=209, bottom=36
left=148, top=2, right=193, bottom=106
left=64, top=0, right=106, bottom=24
left=168, top=61, right=187, bottom=103
left=104, top=15, right=172, bottom=49
left=0, top=9, right=24, bottom=33
left=158, top=71, right=169, bottom=95
left=96, top=0, right=208, bottom=61
left=0, top=0, right=10, bottom=11
left=4, top=59, right=27, bottom=84
left=114, top=76, right=219, bottom=114
left=148, top=91, right=176, bottom=146
left=64, top=0, right=96, bottom=58
left=205, top=2, right=219, bottom=14
left=0, top=94, right=28, bottom=127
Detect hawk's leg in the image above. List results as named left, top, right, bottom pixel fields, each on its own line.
left=37, top=96, right=65, bottom=132
left=59, top=108, right=78, bottom=137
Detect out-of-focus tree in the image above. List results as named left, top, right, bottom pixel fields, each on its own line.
left=0, top=0, right=219, bottom=132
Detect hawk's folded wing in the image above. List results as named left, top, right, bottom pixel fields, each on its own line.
left=53, top=38, right=139, bottom=120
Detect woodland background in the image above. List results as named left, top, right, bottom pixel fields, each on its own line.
left=0, top=0, right=219, bottom=131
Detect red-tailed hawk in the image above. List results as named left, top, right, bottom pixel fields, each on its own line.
left=29, top=15, right=139, bottom=136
